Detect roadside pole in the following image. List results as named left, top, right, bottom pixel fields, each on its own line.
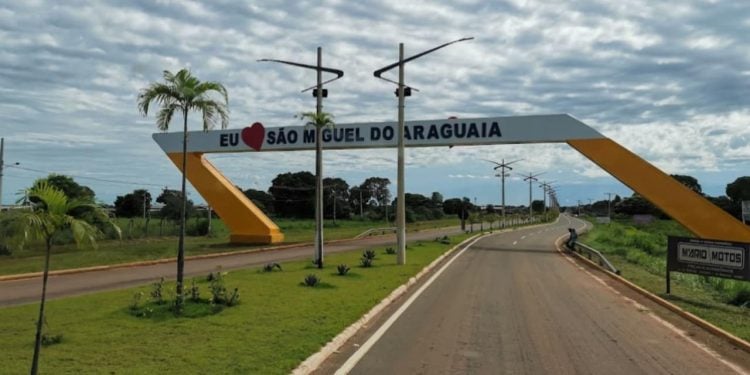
left=0, top=138, right=4, bottom=208
left=396, top=43, right=406, bottom=265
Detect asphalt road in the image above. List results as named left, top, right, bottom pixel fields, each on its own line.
left=0, top=226, right=465, bottom=307
left=337, top=215, right=749, bottom=375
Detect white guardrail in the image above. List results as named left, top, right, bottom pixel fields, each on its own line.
left=568, top=240, right=620, bottom=275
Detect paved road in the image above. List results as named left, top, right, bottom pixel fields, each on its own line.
left=0, top=227, right=465, bottom=307
left=340, top=215, right=748, bottom=375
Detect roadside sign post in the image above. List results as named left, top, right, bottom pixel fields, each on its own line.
left=667, top=236, right=750, bottom=294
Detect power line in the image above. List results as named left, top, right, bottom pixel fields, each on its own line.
left=6, top=165, right=166, bottom=188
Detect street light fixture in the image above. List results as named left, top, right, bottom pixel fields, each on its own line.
left=538, top=180, right=555, bottom=215
left=521, top=172, right=544, bottom=218
left=483, top=158, right=521, bottom=227
left=258, top=48, right=344, bottom=269
left=373, top=37, right=473, bottom=265
left=605, top=192, right=614, bottom=219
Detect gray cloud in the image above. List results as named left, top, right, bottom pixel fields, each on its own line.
left=1, top=0, right=749, bottom=206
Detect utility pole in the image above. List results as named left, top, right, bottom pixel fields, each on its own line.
left=521, top=172, right=543, bottom=218
left=484, top=158, right=521, bottom=225
left=258, top=49, right=344, bottom=269
left=359, top=189, right=363, bottom=218
left=374, top=37, right=473, bottom=265
left=605, top=192, right=614, bottom=219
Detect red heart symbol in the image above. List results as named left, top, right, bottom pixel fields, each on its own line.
left=241, top=122, right=265, bottom=151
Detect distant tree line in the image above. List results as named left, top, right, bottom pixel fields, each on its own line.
left=568, top=174, right=750, bottom=221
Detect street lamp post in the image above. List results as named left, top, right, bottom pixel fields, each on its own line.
left=374, top=37, right=473, bottom=265
left=258, top=48, right=344, bottom=269
left=605, top=192, right=614, bottom=219
left=484, top=158, right=521, bottom=227
left=521, top=172, right=543, bottom=218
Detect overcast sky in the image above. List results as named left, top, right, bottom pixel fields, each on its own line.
left=1, top=0, right=749, bottom=208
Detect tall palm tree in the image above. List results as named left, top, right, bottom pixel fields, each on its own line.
left=137, top=69, right=229, bottom=308
left=298, top=111, right=334, bottom=268
left=14, top=182, right=120, bottom=375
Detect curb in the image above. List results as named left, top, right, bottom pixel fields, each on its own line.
left=0, top=225, right=465, bottom=282
left=293, top=218, right=559, bottom=374
left=556, top=223, right=750, bottom=355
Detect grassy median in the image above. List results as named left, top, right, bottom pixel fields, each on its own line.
left=581, top=218, right=750, bottom=341
left=0, top=217, right=459, bottom=276
left=1, top=233, right=473, bottom=374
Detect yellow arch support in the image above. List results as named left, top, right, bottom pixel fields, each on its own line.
left=568, top=138, right=750, bottom=243
left=166, top=152, right=283, bottom=244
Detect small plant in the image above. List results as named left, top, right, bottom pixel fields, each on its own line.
left=303, top=274, right=320, bottom=287
left=439, top=235, right=450, bottom=244
left=40, top=319, right=62, bottom=347
left=226, top=288, right=240, bottom=306
left=41, top=333, right=63, bottom=347
left=189, top=279, right=200, bottom=302
left=150, top=277, right=165, bottom=305
left=263, top=262, right=282, bottom=272
left=360, top=257, right=373, bottom=268
left=209, top=272, right=227, bottom=304
left=384, top=247, right=396, bottom=255
left=207, top=272, right=217, bottom=282
left=337, top=264, right=350, bottom=275
left=130, top=291, right=144, bottom=311
left=363, top=249, right=376, bottom=260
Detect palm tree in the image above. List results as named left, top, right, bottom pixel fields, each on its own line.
left=298, top=111, right=334, bottom=268
left=14, top=182, right=120, bottom=375
left=137, top=69, right=229, bottom=308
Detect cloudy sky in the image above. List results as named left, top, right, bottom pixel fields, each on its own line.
left=1, top=0, right=750, bottom=208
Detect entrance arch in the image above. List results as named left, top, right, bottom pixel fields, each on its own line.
left=153, top=114, right=750, bottom=244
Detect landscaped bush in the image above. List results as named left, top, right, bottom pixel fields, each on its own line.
left=384, top=247, right=396, bottom=255
left=303, top=274, right=320, bottom=287
left=360, top=257, right=373, bottom=268
left=336, top=264, right=350, bottom=275
left=362, top=249, right=376, bottom=260
left=262, top=263, right=282, bottom=272
left=150, top=277, right=165, bottom=305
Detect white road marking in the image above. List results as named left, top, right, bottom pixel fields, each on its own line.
left=521, top=235, right=526, bottom=239
left=335, top=234, right=491, bottom=374
left=513, top=241, right=518, bottom=245
left=556, top=218, right=747, bottom=375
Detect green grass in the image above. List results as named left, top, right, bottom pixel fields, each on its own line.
left=582, top=218, right=750, bottom=340
left=0, top=233, right=474, bottom=374
left=0, top=217, right=460, bottom=276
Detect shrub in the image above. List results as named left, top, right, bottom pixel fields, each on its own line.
left=187, top=219, right=210, bottom=236
left=0, top=243, right=11, bottom=256
left=362, top=249, right=376, bottom=260
left=189, top=279, right=200, bottom=302
left=728, top=288, right=750, bottom=307
left=150, top=277, right=165, bottom=305
left=41, top=333, right=63, bottom=347
left=337, top=264, right=350, bottom=275
left=303, top=274, right=320, bottom=287
left=263, top=262, right=282, bottom=272
left=360, top=257, right=373, bottom=268
left=384, top=247, right=396, bottom=255
left=439, top=235, right=450, bottom=244
left=226, top=288, right=240, bottom=307
left=209, top=273, right=228, bottom=304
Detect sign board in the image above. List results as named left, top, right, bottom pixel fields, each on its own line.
left=667, top=236, right=750, bottom=281
left=152, top=114, right=604, bottom=154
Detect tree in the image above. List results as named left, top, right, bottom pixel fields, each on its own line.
left=157, top=189, right=194, bottom=222
left=349, top=185, right=370, bottom=218
left=430, top=192, right=444, bottom=207
left=531, top=199, right=545, bottom=213
left=726, top=177, right=750, bottom=204
left=14, top=182, right=120, bottom=374
left=269, top=171, right=316, bottom=218
left=361, top=177, right=391, bottom=207
left=242, top=188, right=275, bottom=216
left=138, top=68, right=228, bottom=308
left=323, top=177, right=351, bottom=221
left=32, top=174, right=95, bottom=203
left=671, top=174, right=702, bottom=195
left=114, top=189, right=152, bottom=218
